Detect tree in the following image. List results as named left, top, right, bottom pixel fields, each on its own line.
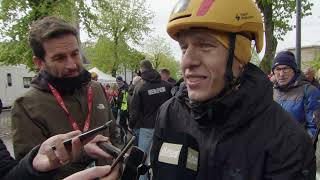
left=91, top=0, right=154, bottom=76
left=143, top=35, right=180, bottom=79
left=157, top=54, right=180, bottom=80
left=0, top=0, right=94, bottom=68
left=144, top=35, right=172, bottom=69
left=82, top=36, right=145, bottom=75
left=257, top=0, right=313, bottom=73
left=305, top=53, right=320, bottom=70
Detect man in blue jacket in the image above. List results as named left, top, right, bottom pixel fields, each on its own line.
left=273, top=51, right=320, bottom=142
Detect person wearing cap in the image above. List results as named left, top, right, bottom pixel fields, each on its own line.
left=91, top=72, right=98, bottom=81
left=150, top=0, right=316, bottom=179
left=273, top=51, right=320, bottom=141
left=115, top=76, right=129, bottom=143
left=304, top=67, right=320, bottom=89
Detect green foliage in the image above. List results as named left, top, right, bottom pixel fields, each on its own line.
left=257, top=0, right=313, bottom=41
left=305, top=53, right=320, bottom=70
left=82, top=36, right=145, bottom=75
left=257, top=0, right=313, bottom=73
left=144, top=35, right=172, bottom=69
left=90, top=0, right=154, bottom=76
left=0, top=0, right=94, bottom=69
left=157, top=54, right=180, bottom=80
left=144, top=35, right=180, bottom=79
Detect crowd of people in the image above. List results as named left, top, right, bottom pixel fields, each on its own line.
left=1, top=0, right=320, bottom=179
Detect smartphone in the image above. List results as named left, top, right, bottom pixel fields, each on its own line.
left=51, top=120, right=113, bottom=151
left=121, top=146, right=147, bottom=180
left=110, top=136, right=136, bottom=170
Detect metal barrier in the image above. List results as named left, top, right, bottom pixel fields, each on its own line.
left=0, top=109, right=12, bottom=138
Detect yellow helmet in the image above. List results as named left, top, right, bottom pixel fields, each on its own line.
left=167, top=0, right=264, bottom=63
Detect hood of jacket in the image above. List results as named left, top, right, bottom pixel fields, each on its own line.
left=141, top=69, right=162, bottom=83
left=175, top=63, right=273, bottom=131
left=30, top=70, right=91, bottom=95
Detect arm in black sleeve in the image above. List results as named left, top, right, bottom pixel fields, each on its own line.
left=2, top=145, right=57, bottom=180
left=128, top=86, right=141, bottom=129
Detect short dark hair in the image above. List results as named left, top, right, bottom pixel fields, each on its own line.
left=159, top=68, right=170, bottom=75
left=140, top=60, right=153, bottom=70
left=28, top=16, right=79, bottom=61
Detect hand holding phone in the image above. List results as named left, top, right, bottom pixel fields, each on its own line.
left=51, top=120, right=113, bottom=151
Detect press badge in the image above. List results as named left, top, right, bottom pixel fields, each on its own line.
left=158, top=143, right=182, bottom=165
left=186, top=147, right=199, bottom=172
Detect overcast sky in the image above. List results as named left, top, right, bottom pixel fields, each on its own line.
left=145, top=0, right=320, bottom=60
left=81, top=0, right=320, bottom=61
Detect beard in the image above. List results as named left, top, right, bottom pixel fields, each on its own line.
left=44, top=69, right=91, bottom=94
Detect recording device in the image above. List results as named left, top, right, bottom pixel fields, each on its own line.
left=97, top=136, right=147, bottom=180
left=51, top=120, right=113, bottom=151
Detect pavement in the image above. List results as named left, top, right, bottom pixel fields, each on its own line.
left=2, top=135, right=14, bottom=157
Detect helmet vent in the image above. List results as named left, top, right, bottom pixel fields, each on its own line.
left=170, top=14, right=192, bottom=22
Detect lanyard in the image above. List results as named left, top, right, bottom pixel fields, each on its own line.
left=48, top=83, right=93, bottom=132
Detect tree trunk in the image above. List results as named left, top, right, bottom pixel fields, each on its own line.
left=112, top=34, right=119, bottom=77
left=258, top=1, right=278, bottom=74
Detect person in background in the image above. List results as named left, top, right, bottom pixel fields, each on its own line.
left=130, top=60, right=172, bottom=180
left=304, top=67, right=320, bottom=89
left=128, top=75, right=142, bottom=145
left=159, top=68, right=176, bottom=85
left=150, top=0, right=316, bottom=179
left=273, top=51, right=320, bottom=142
left=1, top=131, right=120, bottom=180
left=116, top=76, right=129, bottom=143
left=11, top=16, right=116, bottom=180
left=91, top=72, right=98, bottom=81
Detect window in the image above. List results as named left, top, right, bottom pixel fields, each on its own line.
left=7, top=73, right=12, bottom=87
left=23, top=77, right=32, bottom=88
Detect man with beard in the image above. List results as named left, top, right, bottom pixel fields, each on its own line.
left=150, top=0, right=316, bottom=179
left=11, top=16, right=116, bottom=180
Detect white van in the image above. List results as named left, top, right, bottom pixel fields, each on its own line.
left=0, top=64, right=35, bottom=108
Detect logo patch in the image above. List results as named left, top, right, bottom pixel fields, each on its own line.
left=186, top=147, right=199, bottom=172
left=147, top=87, right=166, bottom=95
left=97, top=104, right=105, bottom=110
left=158, top=143, right=182, bottom=165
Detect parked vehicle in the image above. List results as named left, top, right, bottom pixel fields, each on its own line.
left=0, top=64, right=35, bottom=108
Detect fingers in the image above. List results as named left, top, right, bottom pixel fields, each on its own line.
left=55, top=130, right=82, bottom=164
left=71, top=137, right=83, bottom=160
left=84, top=135, right=112, bottom=159
left=63, top=166, right=111, bottom=180
left=90, top=134, right=109, bottom=144
left=102, top=164, right=121, bottom=180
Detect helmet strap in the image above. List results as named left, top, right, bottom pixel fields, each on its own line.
left=225, top=33, right=236, bottom=84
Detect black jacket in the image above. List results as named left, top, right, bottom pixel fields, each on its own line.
left=0, top=139, right=53, bottom=180
left=129, top=69, right=172, bottom=129
left=151, top=64, right=316, bottom=180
